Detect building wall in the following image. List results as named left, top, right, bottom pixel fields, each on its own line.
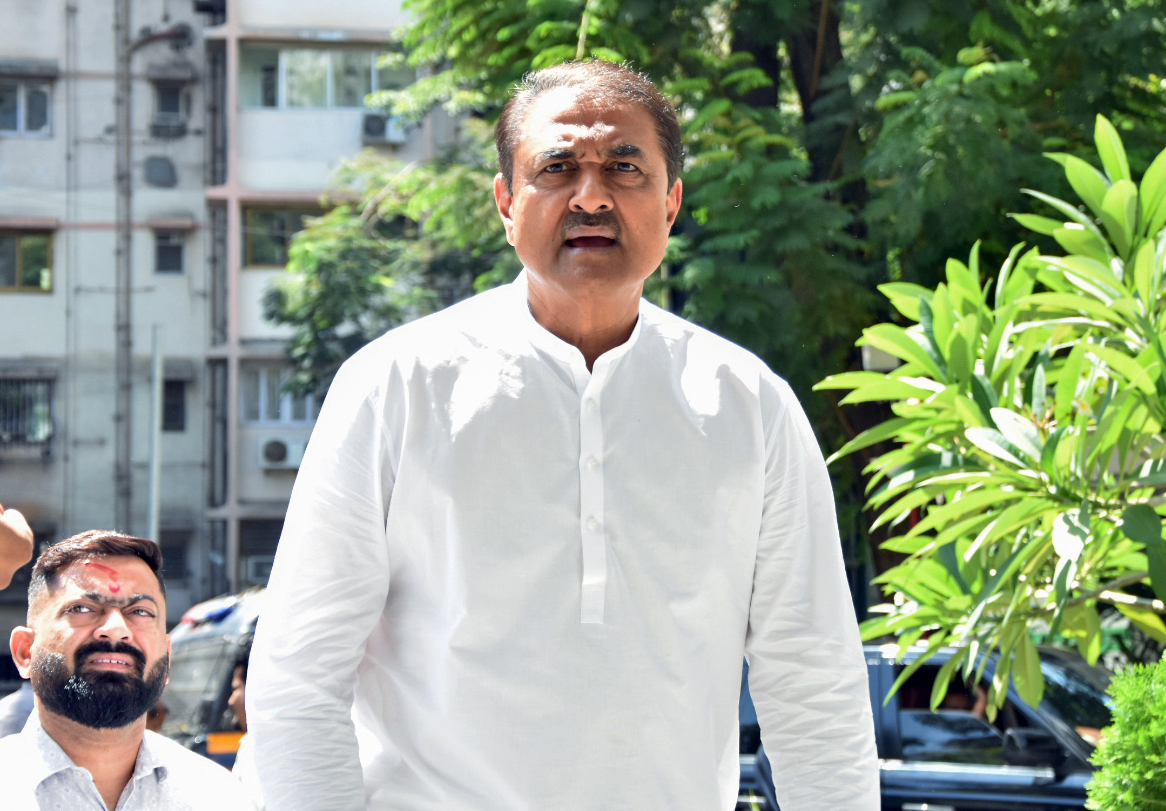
left=0, top=0, right=212, bottom=630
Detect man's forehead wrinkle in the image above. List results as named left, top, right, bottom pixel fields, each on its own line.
left=79, top=590, right=159, bottom=609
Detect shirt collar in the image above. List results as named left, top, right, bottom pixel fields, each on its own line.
left=20, top=709, right=167, bottom=789
left=508, top=269, right=647, bottom=380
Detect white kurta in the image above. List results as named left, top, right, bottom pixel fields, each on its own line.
left=248, top=273, right=878, bottom=811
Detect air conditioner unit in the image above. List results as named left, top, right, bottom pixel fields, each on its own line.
left=258, top=435, right=307, bottom=470
left=362, top=112, right=407, bottom=145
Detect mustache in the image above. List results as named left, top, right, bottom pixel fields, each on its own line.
left=74, top=640, right=147, bottom=674
left=562, top=211, right=621, bottom=240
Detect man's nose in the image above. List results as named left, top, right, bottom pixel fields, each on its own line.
left=95, top=608, right=133, bottom=640
left=569, top=168, right=613, bottom=213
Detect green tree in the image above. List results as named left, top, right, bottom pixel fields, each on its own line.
left=850, top=0, right=1166, bottom=290
left=818, top=117, right=1166, bottom=712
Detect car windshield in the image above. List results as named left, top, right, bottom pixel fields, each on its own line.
left=1039, top=656, right=1112, bottom=731
left=161, top=637, right=236, bottom=739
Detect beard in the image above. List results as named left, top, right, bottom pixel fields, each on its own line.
left=31, top=640, right=169, bottom=730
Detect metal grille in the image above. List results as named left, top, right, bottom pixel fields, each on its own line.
left=0, top=378, right=53, bottom=455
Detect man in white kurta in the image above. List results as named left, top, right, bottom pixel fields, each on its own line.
left=248, top=61, right=878, bottom=811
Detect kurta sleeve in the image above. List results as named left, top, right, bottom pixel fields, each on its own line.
left=744, top=375, right=879, bottom=810
left=246, top=356, right=396, bottom=811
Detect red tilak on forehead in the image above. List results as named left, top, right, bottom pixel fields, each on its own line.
left=83, top=561, right=122, bottom=592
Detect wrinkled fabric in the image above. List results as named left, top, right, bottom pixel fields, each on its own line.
left=0, top=710, right=254, bottom=811
left=248, top=272, right=878, bottom=811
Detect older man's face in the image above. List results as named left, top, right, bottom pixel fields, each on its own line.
left=495, top=86, right=682, bottom=298
left=13, top=555, right=170, bottom=729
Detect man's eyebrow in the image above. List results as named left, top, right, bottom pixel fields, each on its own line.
left=609, top=144, right=644, bottom=158
left=78, top=592, right=159, bottom=609
left=537, top=147, right=575, bottom=162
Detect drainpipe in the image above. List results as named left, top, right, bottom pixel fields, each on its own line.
left=112, top=5, right=193, bottom=532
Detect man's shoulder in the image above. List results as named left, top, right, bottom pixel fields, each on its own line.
left=336, top=284, right=516, bottom=384
left=640, top=300, right=779, bottom=378
left=145, top=732, right=240, bottom=784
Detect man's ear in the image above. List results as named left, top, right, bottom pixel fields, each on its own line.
left=665, top=178, right=683, bottom=229
left=494, top=173, right=516, bottom=246
left=10, top=626, right=34, bottom=678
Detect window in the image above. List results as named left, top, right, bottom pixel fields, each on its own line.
left=0, top=231, right=52, bottom=291
left=159, top=530, right=191, bottom=580
left=151, top=82, right=187, bottom=138
left=895, top=662, right=1034, bottom=766
left=155, top=230, right=185, bottom=273
left=240, top=45, right=414, bottom=109
left=163, top=379, right=186, bottom=432
left=242, top=208, right=316, bottom=266
left=239, top=519, right=283, bottom=586
left=0, top=378, right=53, bottom=456
left=240, top=365, right=319, bottom=425
left=0, top=80, right=50, bottom=135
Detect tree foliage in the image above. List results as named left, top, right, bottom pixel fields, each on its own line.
left=819, top=118, right=1166, bottom=714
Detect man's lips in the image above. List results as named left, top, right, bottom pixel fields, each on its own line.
left=565, top=235, right=618, bottom=248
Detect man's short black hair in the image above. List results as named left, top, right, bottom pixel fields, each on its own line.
left=495, top=60, right=683, bottom=193
left=28, top=530, right=166, bottom=610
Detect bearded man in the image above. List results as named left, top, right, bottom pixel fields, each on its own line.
left=0, top=530, right=252, bottom=811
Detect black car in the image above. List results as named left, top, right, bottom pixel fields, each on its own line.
left=741, top=644, right=1111, bottom=810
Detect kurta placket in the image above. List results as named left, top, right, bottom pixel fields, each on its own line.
left=555, top=315, right=641, bottom=625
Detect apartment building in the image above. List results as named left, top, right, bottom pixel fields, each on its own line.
left=0, top=0, right=450, bottom=678
left=198, top=0, right=453, bottom=597
left=0, top=1, right=212, bottom=652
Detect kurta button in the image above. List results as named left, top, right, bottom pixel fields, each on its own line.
left=587, top=516, right=600, bottom=531
left=586, top=456, right=599, bottom=470
left=585, top=398, right=598, bottom=411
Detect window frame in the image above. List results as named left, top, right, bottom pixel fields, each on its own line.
left=154, top=229, right=186, bottom=274
left=241, top=207, right=319, bottom=268
left=0, top=230, right=53, bottom=293
left=0, top=377, right=55, bottom=458
left=162, top=379, right=187, bottom=432
left=0, top=79, right=52, bottom=137
left=240, top=365, right=319, bottom=426
left=239, top=46, right=414, bottom=111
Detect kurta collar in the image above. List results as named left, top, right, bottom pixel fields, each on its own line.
left=508, top=269, right=646, bottom=382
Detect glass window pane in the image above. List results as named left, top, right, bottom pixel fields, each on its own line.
left=157, top=85, right=182, bottom=115
left=156, top=231, right=184, bottom=273
left=25, top=85, right=48, bottom=132
left=0, top=83, right=17, bottom=130
left=291, top=392, right=307, bottom=422
left=264, top=370, right=281, bottom=421
left=241, top=369, right=260, bottom=422
left=284, top=50, right=328, bottom=108
left=333, top=51, right=372, bottom=107
left=0, top=236, right=16, bottom=286
left=375, top=55, right=415, bottom=92
left=244, top=209, right=287, bottom=266
left=240, top=46, right=279, bottom=108
left=163, top=380, right=186, bottom=432
left=20, top=234, right=50, bottom=289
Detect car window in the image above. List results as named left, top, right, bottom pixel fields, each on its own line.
left=1040, top=656, right=1112, bottom=737
left=161, top=638, right=235, bottom=738
left=899, top=710, right=1004, bottom=764
left=895, top=662, right=1033, bottom=765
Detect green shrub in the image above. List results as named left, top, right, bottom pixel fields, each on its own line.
left=818, top=115, right=1166, bottom=715
left=1087, top=658, right=1166, bottom=811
